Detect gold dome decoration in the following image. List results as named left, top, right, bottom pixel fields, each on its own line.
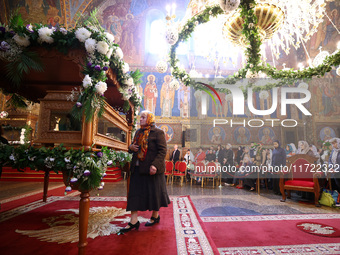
left=222, top=3, right=285, bottom=47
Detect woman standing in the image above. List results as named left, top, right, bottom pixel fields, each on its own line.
left=119, top=111, right=170, bottom=234
left=272, top=140, right=286, bottom=195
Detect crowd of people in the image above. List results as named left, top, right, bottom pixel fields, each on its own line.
left=167, top=138, right=340, bottom=195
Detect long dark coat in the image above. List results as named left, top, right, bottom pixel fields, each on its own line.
left=126, top=126, right=170, bottom=211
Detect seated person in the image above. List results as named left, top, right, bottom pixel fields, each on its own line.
left=184, top=149, right=195, bottom=163
left=233, top=156, right=253, bottom=189
left=205, top=149, right=216, bottom=162
left=195, top=147, right=206, bottom=162
left=186, top=160, right=195, bottom=182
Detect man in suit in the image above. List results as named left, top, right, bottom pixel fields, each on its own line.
left=170, top=144, right=180, bottom=165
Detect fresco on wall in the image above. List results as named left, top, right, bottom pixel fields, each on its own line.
left=208, top=126, right=226, bottom=144
left=234, top=127, right=251, bottom=144
left=7, top=0, right=63, bottom=25
left=308, top=3, right=340, bottom=58
left=319, top=126, right=336, bottom=142
left=310, top=75, right=340, bottom=121
left=157, top=124, right=173, bottom=143
left=96, top=0, right=143, bottom=65
left=160, top=75, right=175, bottom=118
left=258, top=127, right=276, bottom=145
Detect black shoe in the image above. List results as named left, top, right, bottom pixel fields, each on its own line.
left=118, top=221, right=140, bottom=234
left=145, top=216, right=160, bottom=227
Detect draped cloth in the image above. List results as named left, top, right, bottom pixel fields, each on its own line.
left=133, top=111, right=155, bottom=161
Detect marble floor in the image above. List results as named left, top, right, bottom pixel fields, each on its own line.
left=1, top=180, right=338, bottom=216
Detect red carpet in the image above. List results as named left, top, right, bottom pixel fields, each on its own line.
left=0, top=185, right=79, bottom=213
left=202, top=214, right=340, bottom=254
left=0, top=196, right=218, bottom=255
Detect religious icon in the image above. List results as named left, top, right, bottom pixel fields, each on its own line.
left=158, top=124, right=173, bottom=143
left=144, top=74, right=158, bottom=113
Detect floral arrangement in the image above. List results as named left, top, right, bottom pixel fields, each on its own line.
left=0, top=143, right=132, bottom=192
left=0, top=111, right=8, bottom=118
left=0, top=10, right=143, bottom=122
left=168, top=0, right=340, bottom=94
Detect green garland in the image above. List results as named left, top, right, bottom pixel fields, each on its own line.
left=169, top=0, right=340, bottom=93
left=0, top=143, right=132, bottom=192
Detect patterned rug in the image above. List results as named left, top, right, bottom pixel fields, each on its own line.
left=296, top=222, right=340, bottom=238
left=0, top=195, right=218, bottom=255
left=202, top=214, right=340, bottom=255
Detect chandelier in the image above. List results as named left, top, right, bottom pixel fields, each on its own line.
left=222, top=3, right=285, bottom=48
left=166, top=0, right=330, bottom=69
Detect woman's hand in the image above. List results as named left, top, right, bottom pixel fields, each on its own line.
left=150, top=165, right=157, bottom=175
left=129, top=142, right=139, bottom=152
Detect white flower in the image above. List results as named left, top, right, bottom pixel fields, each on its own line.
left=13, top=34, right=30, bottom=47
left=9, top=154, right=15, bottom=161
left=82, top=74, right=92, bottom=89
left=195, top=21, right=199, bottom=25
left=70, top=177, right=78, bottom=183
left=114, top=47, right=124, bottom=60
left=105, top=32, right=114, bottom=43
left=95, top=81, right=108, bottom=95
left=65, top=186, right=72, bottom=192
left=106, top=48, right=113, bottom=58
left=64, top=157, right=71, bottom=163
left=124, top=77, right=134, bottom=87
left=75, top=27, right=91, bottom=43
left=0, top=111, right=8, bottom=118
left=97, top=41, right=109, bottom=55
left=248, top=23, right=254, bottom=29
left=60, top=28, right=67, bottom=35
left=107, top=160, right=113, bottom=166
left=38, top=27, right=54, bottom=44
left=122, top=62, right=130, bottom=73
left=85, top=38, right=96, bottom=54
left=49, top=157, right=55, bottom=162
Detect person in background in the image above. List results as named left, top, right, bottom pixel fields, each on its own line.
left=205, top=148, right=216, bottom=162
left=119, top=111, right=170, bottom=234
left=234, top=156, right=252, bottom=189
left=235, top=146, right=243, bottom=166
left=250, top=142, right=256, bottom=162
left=216, top=145, right=225, bottom=165
left=328, top=138, right=340, bottom=191
left=285, top=144, right=296, bottom=158
left=296, top=141, right=314, bottom=156
left=170, top=144, right=180, bottom=165
left=195, top=147, right=206, bottom=162
left=272, top=140, right=286, bottom=195
left=186, top=160, right=195, bottom=182
left=184, top=149, right=194, bottom=163
left=223, top=143, right=234, bottom=185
